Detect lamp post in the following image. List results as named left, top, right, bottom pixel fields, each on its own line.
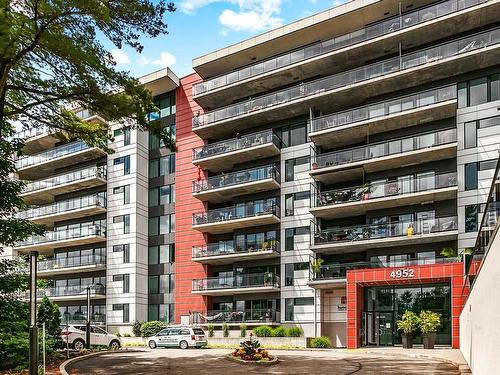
left=29, top=251, right=38, bottom=375
left=86, top=286, right=91, bottom=349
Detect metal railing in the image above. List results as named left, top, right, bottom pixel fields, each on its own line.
left=192, top=273, right=280, bottom=291
left=22, top=166, right=106, bottom=194
left=192, top=0, right=486, bottom=96
left=17, top=194, right=106, bottom=220
left=38, top=254, right=106, bottom=272
left=197, top=309, right=280, bottom=323
left=312, top=128, right=457, bottom=170
left=310, top=85, right=457, bottom=133
left=16, top=141, right=93, bottom=169
left=10, top=126, right=51, bottom=140
left=193, top=199, right=279, bottom=225
left=15, top=223, right=106, bottom=247
left=193, top=165, right=280, bottom=193
left=34, top=284, right=106, bottom=298
left=193, top=129, right=281, bottom=161
left=313, top=171, right=457, bottom=208
left=312, top=216, right=458, bottom=246
left=192, top=27, right=500, bottom=129
left=62, top=313, right=106, bottom=325
left=192, top=240, right=280, bottom=259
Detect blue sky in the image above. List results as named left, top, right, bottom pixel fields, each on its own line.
left=107, top=0, right=345, bottom=78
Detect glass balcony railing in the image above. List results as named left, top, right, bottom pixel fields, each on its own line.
left=194, top=309, right=280, bottom=324
left=193, top=165, right=280, bottom=193
left=192, top=273, right=280, bottom=292
left=192, top=240, right=280, bottom=259
left=15, top=223, right=106, bottom=248
left=312, top=128, right=457, bottom=170
left=313, top=216, right=458, bottom=246
left=62, top=313, right=106, bottom=325
left=192, top=0, right=487, bottom=96
left=16, top=141, right=93, bottom=170
left=192, top=199, right=279, bottom=226
left=22, top=166, right=106, bottom=194
left=192, top=130, right=281, bottom=161
left=313, top=172, right=457, bottom=208
left=193, top=27, right=500, bottom=129
left=310, top=85, right=457, bottom=133
left=17, top=194, right=106, bottom=220
left=10, top=126, right=51, bottom=141
left=38, top=254, right=106, bottom=272
left=35, top=284, right=106, bottom=298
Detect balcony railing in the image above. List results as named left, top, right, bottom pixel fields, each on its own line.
left=192, top=273, right=280, bottom=292
left=313, top=171, right=457, bottom=208
left=16, top=141, right=92, bottom=169
left=17, top=194, right=106, bottom=220
left=310, top=85, right=457, bottom=134
left=193, top=165, right=280, bottom=193
left=192, top=130, right=281, bottom=161
left=10, top=126, right=51, bottom=141
left=35, top=283, right=106, bottom=298
left=193, top=27, right=500, bottom=129
left=312, top=128, right=457, bottom=170
left=313, top=216, right=458, bottom=246
left=62, top=313, right=106, bottom=325
left=192, top=240, right=280, bottom=259
left=192, top=0, right=486, bottom=96
left=193, top=199, right=279, bottom=226
left=15, top=223, right=106, bottom=248
left=22, top=166, right=106, bottom=194
left=38, top=254, right=106, bottom=272
left=195, top=309, right=280, bottom=324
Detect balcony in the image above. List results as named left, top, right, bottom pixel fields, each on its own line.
left=192, top=200, right=280, bottom=234
left=33, top=284, right=106, bottom=301
left=38, top=254, right=106, bottom=277
left=311, top=216, right=458, bottom=254
left=310, top=172, right=458, bottom=219
left=310, top=128, right=457, bottom=184
left=16, top=141, right=106, bottom=180
left=17, top=194, right=106, bottom=225
left=192, top=165, right=280, bottom=203
left=194, top=309, right=280, bottom=325
left=21, top=166, right=107, bottom=205
left=61, top=313, right=106, bottom=326
left=14, top=224, right=106, bottom=254
left=191, top=0, right=495, bottom=108
left=192, top=27, right=500, bottom=139
left=192, top=240, right=280, bottom=265
left=192, top=130, right=281, bottom=173
left=192, top=273, right=280, bottom=296
left=10, top=126, right=60, bottom=154
left=309, top=86, right=457, bottom=148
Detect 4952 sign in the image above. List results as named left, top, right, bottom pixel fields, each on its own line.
left=389, top=268, right=415, bottom=279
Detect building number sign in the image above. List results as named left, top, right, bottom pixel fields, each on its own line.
left=389, top=268, right=415, bottom=279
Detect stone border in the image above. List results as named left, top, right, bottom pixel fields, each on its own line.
left=59, top=349, right=144, bottom=375
left=225, top=354, right=279, bottom=366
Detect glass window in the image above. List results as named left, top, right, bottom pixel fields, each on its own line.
left=149, top=159, right=159, bottom=178
left=159, top=215, right=170, bottom=234
left=123, top=304, right=129, bottom=323
left=465, top=162, right=478, bottom=190
left=123, top=214, right=130, bottom=234
left=148, top=246, right=158, bottom=264
left=458, top=82, right=468, bottom=108
left=479, top=159, right=497, bottom=171
left=294, top=262, right=309, bottom=271
left=469, top=77, right=488, bottom=106
left=113, top=129, right=123, bottom=137
left=148, top=305, right=159, bottom=321
left=285, top=156, right=309, bottom=182
left=285, top=194, right=294, bottom=216
left=479, top=116, right=500, bottom=129
left=465, top=205, right=478, bottom=232
left=281, top=123, right=307, bottom=147
left=149, top=217, right=159, bottom=236
left=294, top=297, right=314, bottom=306
left=285, top=298, right=294, bottom=321
left=285, top=263, right=294, bottom=286
left=490, top=74, right=500, bottom=102
left=160, top=185, right=173, bottom=205
left=149, top=276, right=159, bottom=294
left=149, top=188, right=159, bottom=206
left=285, top=228, right=294, bottom=251
left=123, top=274, right=130, bottom=293
left=464, top=121, right=477, bottom=149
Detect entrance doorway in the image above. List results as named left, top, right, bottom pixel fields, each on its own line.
left=363, top=311, right=394, bottom=346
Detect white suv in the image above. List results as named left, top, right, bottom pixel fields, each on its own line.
left=61, top=325, right=122, bottom=350
left=148, top=326, right=207, bottom=349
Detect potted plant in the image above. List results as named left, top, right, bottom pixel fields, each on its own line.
left=361, top=183, right=371, bottom=201
left=396, top=310, right=419, bottom=349
left=419, top=310, right=441, bottom=349
left=311, top=257, right=324, bottom=278
left=263, top=272, right=273, bottom=287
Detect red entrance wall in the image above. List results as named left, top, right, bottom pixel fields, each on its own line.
left=174, top=73, right=208, bottom=322
left=346, top=262, right=469, bottom=349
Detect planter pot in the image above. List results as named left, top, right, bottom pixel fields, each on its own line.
left=401, top=333, right=414, bottom=349
left=422, top=332, right=437, bottom=349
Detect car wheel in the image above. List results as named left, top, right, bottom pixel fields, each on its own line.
left=149, top=340, right=157, bottom=349
left=109, top=340, right=120, bottom=350
left=73, top=339, right=85, bottom=351
left=179, top=340, right=189, bottom=349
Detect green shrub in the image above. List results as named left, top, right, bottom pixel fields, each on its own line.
left=396, top=310, right=419, bottom=334
left=419, top=310, right=441, bottom=333
left=132, top=320, right=142, bottom=337
left=222, top=323, right=229, bottom=337
left=271, top=326, right=286, bottom=337
left=140, top=321, right=167, bottom=337
left=286, top=326, right=302, bottom=337
left=240, top=324, right=247, bottom=337
left=207, top=324, right=214, bottom=337
left=253, top=325, right=273, bottom=337
left=115, top=332, right=121, bottom=337
left=123, top=333, right=131, bottom=337
left=310, top=336, right=332, bottom=348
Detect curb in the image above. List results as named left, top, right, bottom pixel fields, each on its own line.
left=59, top=349, right=144, bottom=375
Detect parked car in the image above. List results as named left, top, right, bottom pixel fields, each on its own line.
left=61, top=325, right=121, bottom=350
left=148, top=326, right=207, bottom=349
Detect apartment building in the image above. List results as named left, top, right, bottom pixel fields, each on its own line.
left=175, top=0, right=500, bottom=349
left=4, top=68, right=179, bottom=334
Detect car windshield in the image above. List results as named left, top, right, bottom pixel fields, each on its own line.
left=193, top=329, right=205, bottom=335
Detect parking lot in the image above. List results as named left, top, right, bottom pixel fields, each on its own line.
left=67, top=348, right=460, bottom=375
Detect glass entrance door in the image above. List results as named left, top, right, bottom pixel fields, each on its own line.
left=363, top=312, right=394, bottom=346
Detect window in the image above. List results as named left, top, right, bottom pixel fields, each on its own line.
left=112, top=304, right=129, bottom=323
left=285, top=191, right=310, bottom=216
left=285, top=156, right=309, bottom=182
left=285, top=226, right=309, bottom=250
left=148, top=244, right=175, bottom=264
left=149, top=215, right=175, bottom=235
left=294, top=262, right=309, bottom=271
left=148, top=275, right=172, bottom=294
left=147, top=94, right=176, bottom=121
left=113, top=185, right=130, bottom=204
left=280, top=123, right=307, bottom=147
left=113, top=155, right=130, bottom=175
left=464, top=121, right=477, bottom=149
left=113, top=129, right=122, bottom=137
left=148, top=276, right=159, bottom=294
left=465, top=163, right=478, bottom=190
left=479, top=115, right=500, bottom=129
left=285, top=264, right=294, bottom=286
left=465, top=205, right=479, bottom=232
left=149, top=185, right=175, bottom=206
left=113, top=214, right=130, bottom=234
left=123, top=128, right=131, bottom=146
left=285, top=298, right=294, bottom=321
left=479, top=159, right=497, bottom=171
left=458, top=74, right=500, bottom=108
left=148, top=304, right=175, bottom=323
left=149, top=124, right=176, bottom=149
left=149, top=155, right=175, bottom=177
left=113, top=244, right=130, bottom=263
left=469, top=77, right=488, bottom=106
left=294, top=297, right=314, bottom=305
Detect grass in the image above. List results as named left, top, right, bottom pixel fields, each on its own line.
left=207, top=344, right=303, bottom=350
left=123, top=342, right=146, bottom=347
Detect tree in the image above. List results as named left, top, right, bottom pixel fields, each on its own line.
left=37, top=296, right=61, bottom=337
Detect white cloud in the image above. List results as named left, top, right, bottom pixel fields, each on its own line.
left=138, top=56, right=152, bottom=65
left=111, top=49, right=130, bottom=65
left=152, top=51, right=177, bottom=68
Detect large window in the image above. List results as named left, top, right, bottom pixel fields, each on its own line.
left=149, top=185, right=175, bottom=206
left=285, top=191, right=310, bottom=216
left=147, top=93, right=176, bottom=122
left=284, top=156, right=309, bottom=182
left=113, top=274, right=130, bottom=293
left=285, top=297, right=314, bottom=321
left=285, top=226, right=309, bottom=251
left=465, top=162, right=478, bottom=191
left=464, top=121, right=477, bottom=149
left=113, top=214, right=130, bottom=234
left=113, top=155, right=130, bottom=175
left=113, top=244, right=130, bottom=263
left=148, top=275, right=174, bottom=294
left=148, top=244, right=175, bottom=264
left=148, top=304, right=174, bottom=323
left=148, top=215, right=175, bottom=235
left=465, top=205, right=479, bottom=232
left=458, top=74, right=500, bottom=108
left=149, top=154, right=176, bottom=177
left=280, top=122, right=307, bottom=147
left=112, top=304, right=129, bottom=323
left=149, top=124, right=176, bottom=149
left=113, top=185, right=130, bottom=204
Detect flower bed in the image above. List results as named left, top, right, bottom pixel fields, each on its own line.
left=227, top=334, right=278, bottom=365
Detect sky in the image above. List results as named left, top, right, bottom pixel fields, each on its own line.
left=106, top=0, right=347, bottom=79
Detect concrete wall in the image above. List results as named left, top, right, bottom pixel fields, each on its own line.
left=460, top=229, right=500, bottom=375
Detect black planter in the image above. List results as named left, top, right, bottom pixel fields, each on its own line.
left=422, top=332, right=437, bottom=349
left=401, top=333, right=414, bottom=349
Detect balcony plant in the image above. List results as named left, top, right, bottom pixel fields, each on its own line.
left=311, top=257, right=324, bottom=278
left=419, top=310, right=441, bottom=349
left=263, top=272, right=273, bottom=287
left=396, top=310, right=419, bottom=349
left=361, top=183, right=371, bottom=201
left=207, top=324, right=215, bottom=338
